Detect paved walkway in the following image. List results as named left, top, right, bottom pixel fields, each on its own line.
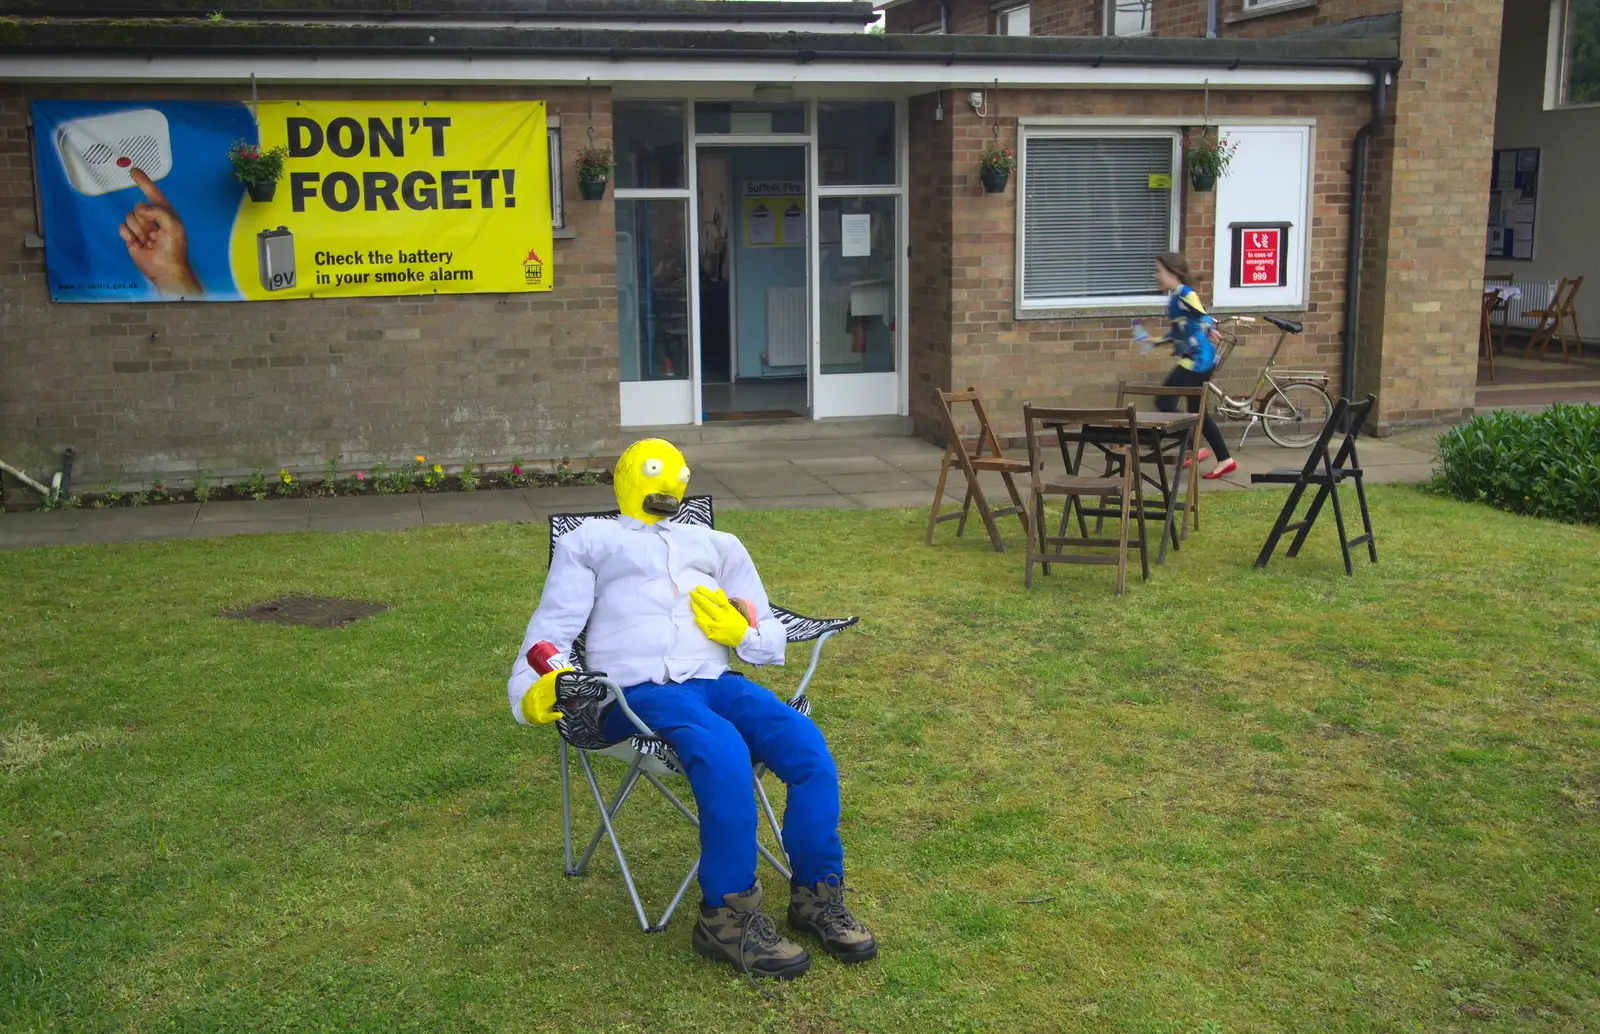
left=0, top=430, right=1440, bottom=551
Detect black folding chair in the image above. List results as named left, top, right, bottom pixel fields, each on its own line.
left=1249, top=396, right=1377, bottom=575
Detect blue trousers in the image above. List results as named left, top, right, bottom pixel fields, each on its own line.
left=602, top=672, right=843, bottom=906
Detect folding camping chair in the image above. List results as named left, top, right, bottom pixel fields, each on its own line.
left=545, top=495, right=859, bottom=932
left=1249, top=396, right=1377, bottom=576
left=1116, top=381, right=1207, bottom=537
left=925, top=387, right=1030, bottom=553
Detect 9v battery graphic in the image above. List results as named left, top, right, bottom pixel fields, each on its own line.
left=257, top=227, right=296, bottom=291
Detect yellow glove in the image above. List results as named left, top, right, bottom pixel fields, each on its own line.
left=690, top=586, right=754, bottom=649
left=520, top=667, right=570, bottom=725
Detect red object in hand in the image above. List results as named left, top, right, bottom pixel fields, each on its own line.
left=527, top=640, right=569, bottom=676
left=729, top=597, right=758, bottom=628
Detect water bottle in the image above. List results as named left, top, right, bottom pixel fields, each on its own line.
left=1132, top=319, right=1155, bottom=355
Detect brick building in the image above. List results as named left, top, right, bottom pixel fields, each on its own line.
left=6, top=0, right=1568, bottom=489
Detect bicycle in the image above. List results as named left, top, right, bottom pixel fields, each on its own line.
left=1205, top=314, right=1333, bottom=448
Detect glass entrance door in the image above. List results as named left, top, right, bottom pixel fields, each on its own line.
left=697, top=144, right=810, bottom=422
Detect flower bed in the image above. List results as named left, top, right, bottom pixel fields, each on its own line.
left=43, top=457, right=610, bottom=511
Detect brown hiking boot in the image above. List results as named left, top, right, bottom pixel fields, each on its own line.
left=692, top=883, right=811, bottom=980
left=788, top=876, right=878, bottom=963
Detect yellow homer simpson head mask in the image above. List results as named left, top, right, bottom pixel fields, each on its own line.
left=613, top=438, right=691, bottom=523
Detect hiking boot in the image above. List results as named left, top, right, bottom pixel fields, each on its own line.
left=788, top=876, right=878, bottom=963
left=692, top=883, right=811, bottom=980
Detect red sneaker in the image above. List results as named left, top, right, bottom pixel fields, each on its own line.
left=1182, top=448, right=1214, bottom=470
left=1203, top=458, right=1238, bottom=480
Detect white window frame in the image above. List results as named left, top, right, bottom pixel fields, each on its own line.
left=1242, top=0, right=1305, bottom=11
left=1547, top=0, right=1600, bottom=109
left=546, top=120, right=564, bottom=230
left=913, top=20, right=945, bottom=33
left=1106, top=0, right=1153, bottom=37
left=1015, top=126, right=1182, bottom=314
left=995, top=2, right=1031, bottom=36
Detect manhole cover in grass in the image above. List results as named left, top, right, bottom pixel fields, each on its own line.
left=222, top=595, right=388, bottom=628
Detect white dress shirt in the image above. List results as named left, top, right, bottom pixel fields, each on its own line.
left=507, top=516, right=787, bottom=724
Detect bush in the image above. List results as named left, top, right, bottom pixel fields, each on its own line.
left=1432, top=404, right=1600, bottom=524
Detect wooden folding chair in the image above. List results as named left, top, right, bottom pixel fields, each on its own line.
left=925, top=387, right=1029, bottom=553
left=1483, top=273, right=1513, bottom=359
left=1478, top=288, right=1499, bottom=381
left=1526, top=277, right=1584, bottom=359
left=1021, top=404, right=1149, bottom=596
left=1116, top=381, right=1206, bottom=538
left=1249, top=396, right=1377, bottom=576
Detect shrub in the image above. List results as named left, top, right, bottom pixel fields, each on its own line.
left=1432, top=404, right=1600, bottom=525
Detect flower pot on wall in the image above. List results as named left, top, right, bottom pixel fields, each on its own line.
left=246, top=180, right=278, bottom=202
left=980, top=168, right=1010, bottom=194
left=578, top=177, right=608, bottom=201
left=1189, top=171, right=1216, bottom=193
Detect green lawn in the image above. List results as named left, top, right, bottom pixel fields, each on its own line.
left=3, top=489, right=1598, bottom=1033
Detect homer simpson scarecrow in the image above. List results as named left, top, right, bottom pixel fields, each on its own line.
left=507, top=439, right=875, bottom=980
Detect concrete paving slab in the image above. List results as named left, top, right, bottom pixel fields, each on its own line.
left=816, top=470, right=932, bottom=495
left=713, top=471, right=838, bottom=498
left=791, top=456, right=903, bottom=476
left=743, top=494, right=863, bottom=511
left=3, top=510, right=83, bottom=531
left=523, top=486, right=617, bottom=514
left=194, top=499, right=311, bottom=524
left=848, top=490, right=942, bottom=509
left=0, top=530, right=75, bottom=551
left=309, top=494, right=423, bottom=516
left=421, top=492, right=535, bottom=525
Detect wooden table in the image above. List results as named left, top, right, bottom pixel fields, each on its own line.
left=1045, top=412, right=1200, bottom=566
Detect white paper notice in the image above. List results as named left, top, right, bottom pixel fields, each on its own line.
left=748, top=203, right=776, bottom=246
left=1497, top=151, right=1516, bottom=187
left=782, top=203, right=806, bottom=246
left=841, top=214, right=872, bottom=257
left=1512, top=225, right=1534, bottom=259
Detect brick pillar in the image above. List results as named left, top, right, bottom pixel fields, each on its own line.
left=1365, top=0, right=1505, bottom=432
left=907, top=91, right=956, bottom=440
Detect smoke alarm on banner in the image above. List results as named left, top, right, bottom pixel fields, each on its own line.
left=31, top=99, right=554, bottom=304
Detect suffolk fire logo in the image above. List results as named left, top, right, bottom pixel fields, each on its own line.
left=523, top=248, right=545, bottom=287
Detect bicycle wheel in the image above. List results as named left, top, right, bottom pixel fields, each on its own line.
left=1261, top=382, right=1332, bottom=448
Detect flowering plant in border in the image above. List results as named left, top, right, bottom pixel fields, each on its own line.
left=226, top=140, right=289, bottom=186
left=978, top=143, right=1016, bottom=176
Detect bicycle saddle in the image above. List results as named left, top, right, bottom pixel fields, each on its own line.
left=1263, top=315, right=1304, bottom=335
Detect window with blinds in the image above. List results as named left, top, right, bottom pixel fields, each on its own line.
left=1020, top=132, right=1178, bottom=308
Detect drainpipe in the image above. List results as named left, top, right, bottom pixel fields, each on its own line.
left=941, top=0, right=951, bottom=34
left=1207, top=0, right=1218, bottom=38
left=1341, top=68, right=1389, bottom=408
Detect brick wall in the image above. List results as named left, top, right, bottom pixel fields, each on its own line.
left=907, top=86, right=1373, bottom=439
left=0, top=83, right=620, bottom=486
left=1364, top=0, right=1503, bottom=430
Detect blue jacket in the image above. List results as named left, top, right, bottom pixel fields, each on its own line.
left=1166, top=285, right=1216, bottom=373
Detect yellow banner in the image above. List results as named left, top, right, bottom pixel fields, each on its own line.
left=230, top=101, right=552, bottom=299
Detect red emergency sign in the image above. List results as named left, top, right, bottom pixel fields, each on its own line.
left=1241, top=229, right=1281, bottom=286
left=1229, top=223, right=1291, bottom=289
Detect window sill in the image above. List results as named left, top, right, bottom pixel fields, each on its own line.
left=553, top=226, right=578, bottom=240
left=1225, top=0, right=1316, bottom=24
left=1017, top=300, right=1168, bottom=321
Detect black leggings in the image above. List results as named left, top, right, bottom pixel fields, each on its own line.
left=1155, top=365, right=1230, bottom=461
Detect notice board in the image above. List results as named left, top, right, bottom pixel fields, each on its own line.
left=1486, top=147, right=1539, bottom=260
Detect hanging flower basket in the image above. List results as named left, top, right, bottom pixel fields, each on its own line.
left=980, top=168, right=1010, bottom=194
left=1183, top=132, right=1237, bottom=194
left=575, top=144, right=614, bottom=201
left=227, top=140, right=288, bottom=202
left=978, top=142, right=1016, bottom=195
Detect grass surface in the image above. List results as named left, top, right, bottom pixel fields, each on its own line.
left=2, top=489, right=1598, bottom=1033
